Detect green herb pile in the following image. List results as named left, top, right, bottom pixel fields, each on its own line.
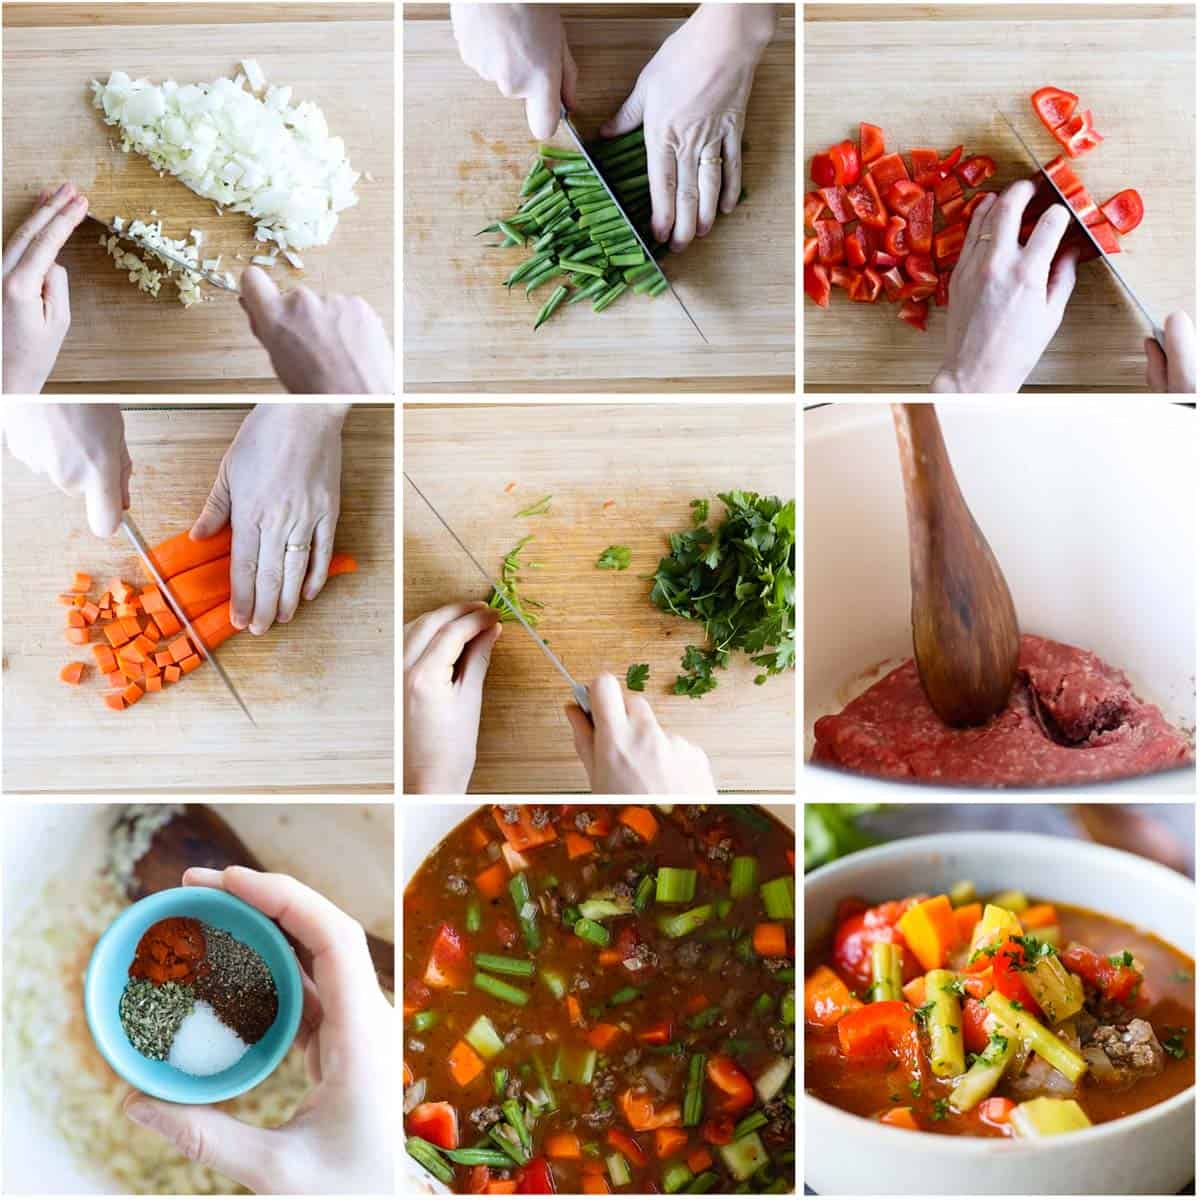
left=596, top=545, right=632, bottom=571
left=487, top=535, right=544, bottom=626
left=650, top=491, right=795, bottom=697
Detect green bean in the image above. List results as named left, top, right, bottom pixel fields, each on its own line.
left=572, top=244, right=605, bottom=263
left=524, top=263, right=562, bottom=294
left=551, top=160, right=594, bottom=176
left=613, top=173, right=650, bottom=193
left=505, top=253, right=553, bottom=288
left=520, top=162, right=552, bottom=196
left=608, top=252, right=644, bottom=267
left=592, top=281, right=629, bottom=312
left=588, top=217, right=630, bottom=238
left=592, top=127, right=645, bottom=158
left=557, top=258, right=606, bottom=278
left=519, top=179, right=558, bottom=209
left=579, top=208, right=621, bottom=228
left=533, top=284, right=569, bottom=330
left=567, top=277, right=611, bottom=305
left=647, top=277, right=667, bottom=298
left=633, top=275, right=661, bottom=294
left=624, top=262, right=658, bottom=284
left=497, top=220, right=526, bottom=245
left=476, top=222, right=501, bottom=236
left=538, top=145, right=584, bottom=160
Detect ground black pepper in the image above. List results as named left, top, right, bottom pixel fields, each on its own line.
left=194, top=923, right=278, bottom=1044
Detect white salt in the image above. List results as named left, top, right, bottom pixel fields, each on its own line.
left=168, top=1001, right=248, bottom=1076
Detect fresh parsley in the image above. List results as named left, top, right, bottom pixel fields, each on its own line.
left=626, top=663, right=650, bottom=692
left=650, top=492, right=795, bottom=697
left=596, top=545, right=632, bottom=571
left=488, top=535, right=544, bottom=625
left=514, top=494, right=552, bottom=518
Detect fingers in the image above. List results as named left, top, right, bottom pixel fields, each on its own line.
left=564, top=703, right=596, bottom=777
left=1163, top=311, right=1197, bottom=394
left=1045, top=241, right=1079, bottom=322
left=249, top=529, right=287, bottom=635
left=229, top=520, right=261, bottom=630
left=648, top=139, right=677, bottom=246
left=123, top=1093, right=281, bottom=1193
left=599, top=81, right=645, bottom=140
left=3, top=183, right=76, bottom=276
left=302, top=513, right=336, bottom=602
left=457, top=620, right=503, bottom=692
left=277, top=537, right=310, bottom=625
left=419, top=605, right=502, bottom=678
left=237, top=266, right=282, bottom=341
left=987, top=179, right=1036, bottom=247
left=1023, top=203, right=1071, bottom=271
left=6, top=188, right=88, bottom=292
left=559, top=31, right=578, bottom=112
left=671, top=149, right=700, bottom=252
left=41, top=262, right=71, bottom=330
left=524, top=77, right=560, bottom=141
left=404, top=600, right=490, bottom=666
left=696, top=139, right=722, bottom=238
left=1145, top=337, right=1168, bottom=392
left=718, top=126, right=742, bottom=216
left=189, top=463, right=232, bottom=540
left=588, top=672, right=629, bottom=740
left=961, top=191, right=998, bottom=258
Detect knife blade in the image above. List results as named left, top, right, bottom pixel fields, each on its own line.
left=119, top=515, right=257, bottom=726
left=997, top=110, right=1165, bottom=350
left=86, top=214, right=239, bottom=294
left=559, top=109, right=709, bottom=345
left=403, top=472, right=591, bottom=716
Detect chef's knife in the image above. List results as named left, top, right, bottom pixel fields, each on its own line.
left=119, top=515, right=257, bottom=726
left=997, top=110, right=1165, bottom=350
left=86, top=213, right=239, bottom=294
left=559, top=108, right=709, bottom=345
left=403, top=472, right=591, bottom=716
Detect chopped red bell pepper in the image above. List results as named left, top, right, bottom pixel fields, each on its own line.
left=885, top=179, right=925, bottom=218
left=810, top=152, right=836, bottom=189
left=814, top=219, right=845, bottom=265
left=1085, top=219, right=1122, bottom=256
left=1043, top=155, right=1083, bottom=198
left=904, top=253, right=937, bottom=286
left=955, top=155, right=996, bottom=188
left=803, top=236, right=818, bottom=265
left=1031, top=86, right=1079, bottom=134
left=846, top=173, right=887, bottom=228
left=804, top=191, right=828, bottom=229
left=883, top=215, right=908, bottom=256
left=898, top=298, right=928, bottom=331
left=898, top=282, right=935, bottom=301
left=940, top=194, right=966, bottom=224
left=933, top=223, right=965, bottom=265
left=934, top=174, right=962, bottom=208
left=1052, top=110, right=1103, bottom=158
left=845, top=225, right=869, bottom=268
left=938, top=145, right=963, bottom=177
left=829, top=139, right=861, bottom=186
left=859, top=122, right=886, bottom=165
left=1065, top=187, right=1099, bottom=225
left=909, top=148, right=940, bottom=183
left=906, top=192, right=933, bottom=255
left=1099, top=188, right=1144, bottom=235
left=880, top=266, right=906, bottom=302
left=872, top=250, right=900, bottom=270
left=805, top=262, right=831, bottom=308
left=934, top=272, right=950, bottom=307
left=819, top=186, right=856, bottom=224
left=860, top=266, right=884, bottom=303
left=830, top=265, right=860, bottom=290
left=960, top=192, right=991, bottom=223
left=867, top=152, right=910, bottom=194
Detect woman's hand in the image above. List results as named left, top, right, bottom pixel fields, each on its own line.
left=451, top=3, right=577, bottom=140
left=565, top=673, right=717, bottom=794
left=124, top=866, right=393, bottom=1195
left=600, top=4, right=775, bottom=252
left=932, top=183, right=1080, bottom=393
left=3, top=184, right=89, bottom=394
left=238, top=268, right=394, bottom=395
left=3, top=402, right=131, bottom=536
left=404, top=601, right=503, bottom=794
left=1145, top=311, right=1197, bottom=393
left=191, top=404, right=348, bottom=634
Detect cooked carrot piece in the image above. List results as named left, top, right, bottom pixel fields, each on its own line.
left=66, top=627, right=88, bottom=645
left=70, top=572, right=92, bottom=593
left=104, top=693, right=126, bottom=711
left=80, top=601, right=101, bottom=624
left=179, top=654, right=202, bottom=674
left=168, top=636, right=193, bottom=663
left=59, top=662, right=87, bottom=685
left=66, top=609, right=86, bottom=628
left=122, top=682, right=144, bottom=706
left=142, top=620, right=161, bottom=642
left=105, top=670, right=125, bottom=688
left=153, top=651, right=173, bottom=669
left=105, top=623, right=131, bottom=648
left=145, top=674, right=164, bottom=692
left=164, top=664, right=182, bottom=683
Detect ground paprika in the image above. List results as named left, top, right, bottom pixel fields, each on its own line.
left=129, top=916, right=209, bottom=984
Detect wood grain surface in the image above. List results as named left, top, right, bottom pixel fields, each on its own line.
left=2, top=6, right=393, bottom=391
left=403, top=8, right=794, bottom=392
left=805, top=5, right=1195, bottom=392
left=2, top=405, right=394, bottom=793
left=403, top=403, right=796, bottom=794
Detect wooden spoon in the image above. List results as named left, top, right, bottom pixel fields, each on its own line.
left=892, top=403, right=1020, bottom=727
left=109, top=805, right=394, bottom=993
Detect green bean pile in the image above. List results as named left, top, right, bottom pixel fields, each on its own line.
left=480, top=127, right=668, bottom=330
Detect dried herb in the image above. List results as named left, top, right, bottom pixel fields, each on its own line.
left=626, top=663, right=650, bottom=691
left=596, top=545, right=632, bottom=571
left=488, top=535, right=544, bottom=626
left=119, top=978, right=195, bottom=1060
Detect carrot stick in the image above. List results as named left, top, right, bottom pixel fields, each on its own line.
left=59, top=662, right=87, bottom=685
left=148, top=528, right=232, bottom=579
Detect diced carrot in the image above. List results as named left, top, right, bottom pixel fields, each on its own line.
left=565, top=831, right=595, bottom=860
left=164, top=665, right=182, bottom=683
left=902, top=976, right=927, bottom=1008
left=580, top=1177, right=610, bottom=1194
left=1021, top=903, right=1058, bottom=930
left=143, top=659, right=161, bottom=678
left=880, top=1106, right=920, bottom=1130
left=66, top=627, right=88, bottom=645
left=168, top=636, right=193, bottom=663
left=140, top=586, right=168, bottom=614
left=475, top=860, right=509, bottom=900
left=115, top=603, right=138, bottom=619
left=98, top=609, right=113, bottom=622
left=97, top=591, right=112, bottom=610
left=92, top=645, right=117, bottom=672
left=120, top=616, right=142, bottom=639
left=70, top=572, right=92, bottom=593
left=156, top=609, right=182, bottom=637
left=953, top=902, right=983, bottom=948
left=105, top=623, right=132, bottom=647
left=119, top=641, right=146, bottom=664
left=142, top=620, right=161, bottom=643
left=120, top=661, right=142, bottom=682
left=106, top=670, right=125, bottom=688
left=104, top=694, right=126, bottom=711
left=447, top=1038, right=485, bottom=1087
left=753, top=922, right=789, bottom=958
left=686, top=1147, right=713, bottom=1173
left=133, top=634, right=156, bottom=656
left=655, top=1127, right=689, bottom=1159
left=618, top=805, right=659, bottom=843
left=587, top=1023, right=622, bottom=1051
left=66, top=609, right=86, bottom=628
left=108, top=579, right=134, bottom=604
left=145, top=675, right=163, bottom=692
left=179, top=654, right=202, bottom=674
left=545, top=1132, right=582, bottom=1159
left=73, top=594, right=87, bottom=607
left=59, top=662, right=87, bottom=685
left=80, top=601, right=101, bottom=624
left=153, top=651, right=173, bottom=669
left=122, top=682, right=144, bottom=706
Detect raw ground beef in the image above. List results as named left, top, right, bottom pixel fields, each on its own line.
left=812, top=634, right=1193, bottom=787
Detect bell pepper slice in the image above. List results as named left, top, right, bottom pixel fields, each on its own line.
left=883, top=215, right=908, bottom=256
left=804, top=261, right=831, bottom=308
left=898, top=298, right=928, bottom=331
left=845, top=225, right=869, bottom=268
left=955, top=155, right=996, bottom=188
left=1052, top=110, right=1103, bottom=158
left=867, top=152, right=910, bottom=195
left=811, top=152, right=836, bottom=188
left=858, top=266, right=884, bottom=303
left=803, top=235, right=818, bottom=265
left=1099, top=188, right=1144, bottom=235
left=1084, top=219, right=1122, bottom=256
left=934, top=174, right=963, bottom=208
left=935, top=272, right=950, bottom=307
left=830, top=265, right=861, bottom=290
left=933, top=222, right=965, bottom=265
left=814, top=219, right=845, bottom=265
left=906, top=192, right=934, bottom=255
left=873, top=250, right=900, bottom=270
left=904, top=253, right=938, bottom=286
left=885, top=179, right=925, bottom=218
left=859, top=122, right=886, bottom=165
left=819, top=186, right=856, bottom=224
left=961, top=192, right=991, bottom=223
left=846, top=173, right=887, bottom=228
left=898, top=282, right=935, bottom=301
left=880, top=267, right=906, bottom=302
left=1065, top=188, right=1099, bottom=225
left=940, top=194, right=966, bottom=224
left=909, top=148, right=940, bottom=181
left=804, top=191, right=828, bottom=229
left=938, top=145, right=963, bottom=177
left=1043, top=155, right=1083, bottom=198
left=1031, top=86, right=1079, bottom=133
left=829, top=139, right=861, bottom=187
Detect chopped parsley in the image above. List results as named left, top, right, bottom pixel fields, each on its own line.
left=625, top=663, right=649, bottom=692
left=514, top=494, right=552, bottom=517
left=596, top=545, right=632, bottom=571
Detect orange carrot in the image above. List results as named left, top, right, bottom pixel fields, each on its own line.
left=115, top=603, right=138, bottom=619
left=107, top=579, right=134, bottom=604
left=120, top=616, right=142, bottom=639
left=168, top=636, right=193, bottom=663
left=59, top=662, right=87, bottom=685
left=66, top=627, right=88, bottom=645
left=104, top=623, right=132, bottom=648
left=97, top=591, right=112, bottom=610
left=164, top=664, right=182, bottom=684
left=122, top=682, right=144, bottom=706
left=133, top=634, right=155, bottom=656
left=119, top=641, right=147, bottom=664
left=179, top=654, right=202, bottom=674
left=145, top=674, right=163, bottom=692
left=105, top=670, right=125, bottom=689
left=104, top=694, right=126, bottom=711
left=70, top=571, right=92, bottom=593
left=153, top=651, right=173, bottom=669
left=142, top=620, right=161, bottom=642
left=92, top=645, right=117, bottom=673
left=81, top=600, right=101, bottom=624
left=155, top=609, right=182, bottom=637
left=140, top=586, right=167, bottom=613
left=147, top=527, right=233, bottom=580
left=66, top=609, right=86, bottom=628
left=144, top=658, right=161, bottom=677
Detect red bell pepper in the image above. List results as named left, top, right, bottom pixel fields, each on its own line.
left=832, top=898, right=921, bottom=985
left=1084, top=219, right=1122, bottom=256
left=1052, top=110, right=1103, bottom=158
left=854, top=267, right=884, bottom=303
left=904, top=253, right=937, bottom=286
left=898, top=298, right=928, bottom=331
left=805, top=262, right=831, bottom=308
left=859, top=122, right=886, bottom=165
left=898, top=282, right=935, bottom=301
left=1044, top=155, right=1083, bottom=198
left=1065, top=187, right=1099, bottom=225
left=830, top=265, right=861, bottom=291
left=829, top=139, right=861, bottom=186
left=934, top=174, right=962, bottom=208
left=846, top=173, right=887, bottom=228
left=1100, top=188, right=1144, bottom=235
left=837, top=1000, right=912, bottom=1064
left=909, top=148, right=940, bottom=184
left=934, top=272, right=950, bottom=308
left=819, top=186, right=856, bottom=224
left=883, top=215, right=908, bottom=256
left=880, top=267, right=906, bottom=302
left=867, top=152, right=910, bottom=195
left=885, top=179, right=925, bottom=218
left=938, top=145, right=963, bottom=177
left=906, top=192, right=933, bottom=255
left=845, top=225, right=869, bottom=268
left=940, top=194, right=966, bottom=224
left=810, top=152, right=836, bottom=188
left=1031, top=86, right=1079, bottom=134
left=872, top=250, right=900, bottom=270
left=955, top=155, right=996, bottom=188
left=814, top=219, right=845, bottom=265
left=804, top=191, right=828, bottom=229
left=960, top=192, right=991, bottom=224
left=933, top=223, right=965, bottom=265
left=803, top=236, right=818, bottom=265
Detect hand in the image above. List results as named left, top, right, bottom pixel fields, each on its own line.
left=404, top=601, right=503, bottom=794
left=238, top=268, right=393, bottom=395
left=451, top=3, right=577, bottom=139
left=3, top=184, right=89, bottom=394
left=124, top=865, right=394, bottom=1195
left=564, top=673, right=717, bottom=794
left=600, top=4, right=775, bottom=252
left=3, top=402, right=131, bottom=536
left=932, top=183, right=1079, bottom=393
left=191, top=404, right=348, bottom=634
left=1145, top=311, right=1197, bottom=393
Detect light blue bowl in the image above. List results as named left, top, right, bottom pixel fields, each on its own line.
left=85, top=886, right=302, bottom=1103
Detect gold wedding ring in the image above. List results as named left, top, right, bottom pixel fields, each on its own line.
left=701, top=155, right=723, bottom=165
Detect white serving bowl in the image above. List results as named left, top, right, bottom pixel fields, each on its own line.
left=804, top=832, right=1195, bottom=1195
left=804, top=401, right=1196, bottom=795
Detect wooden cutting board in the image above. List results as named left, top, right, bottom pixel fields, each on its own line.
left=2, top=405, right=394, bottom=793
left=1, top=4, right=393, bottom=392
left=805, top=4, right=1196, bottom=392
left=403, top=403, right=795, bottom=793
left=403, top=4, right=794, bottom=392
